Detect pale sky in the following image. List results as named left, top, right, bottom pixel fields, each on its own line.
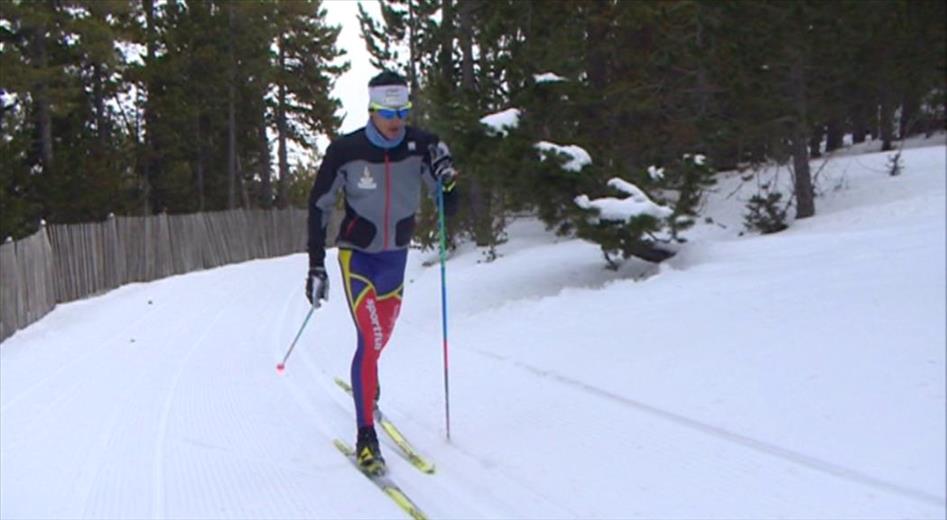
left=269, top=1, right=381, bottom=168
left=119, top=1, right=382, bottom=168
left=323, top=0, right=382, bottom=138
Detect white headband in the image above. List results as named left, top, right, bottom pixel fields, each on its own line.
left=369, top=85, right=410, bottom=108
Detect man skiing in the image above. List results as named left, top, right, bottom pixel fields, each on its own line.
left=306, top=71, right=459, bottom=476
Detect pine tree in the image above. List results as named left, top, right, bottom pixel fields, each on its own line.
left=1, top=1, right=71, bottom=225
left=272, top=0, right=348, bottom=208
left=1, top=0, right=136, bottom=231
left=5, top=0, right=938, bottom=247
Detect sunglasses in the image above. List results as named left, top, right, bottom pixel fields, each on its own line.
left=370, top=102, right=412, bottom=120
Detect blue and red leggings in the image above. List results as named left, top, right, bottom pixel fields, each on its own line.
left=338, top=248, right=407, bottom=427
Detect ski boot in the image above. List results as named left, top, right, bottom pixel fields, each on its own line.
left=355, top=426, right=387, bottom=476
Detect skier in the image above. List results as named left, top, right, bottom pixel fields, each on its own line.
left=306, top=71, right=459, bottom=476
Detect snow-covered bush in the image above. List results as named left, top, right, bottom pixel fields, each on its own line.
left=743, top=187, right=789, bottom=234
left=572, top=154, right=717, bottom=267
left=573, top=178, right=675, bottom=268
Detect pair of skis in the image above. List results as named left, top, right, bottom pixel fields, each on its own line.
left=332, top=377, right=434, bottom=520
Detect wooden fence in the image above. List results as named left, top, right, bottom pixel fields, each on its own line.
left=0, top=207, right=330, bottom=343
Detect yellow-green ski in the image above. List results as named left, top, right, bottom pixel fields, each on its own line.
left=333, top=439, right=428, bottom=520
left=334, top=377, right=436, bottom=474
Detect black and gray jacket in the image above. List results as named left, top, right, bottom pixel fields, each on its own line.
left=307, top=126, right=459, bottom=268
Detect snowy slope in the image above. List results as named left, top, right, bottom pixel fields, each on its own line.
left=1, top=141, right=944, bottom=519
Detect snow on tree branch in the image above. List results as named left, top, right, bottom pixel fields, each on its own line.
left=479, top=108, right=521, bottom=136
left=683, top=153, right=707, bottom=165
left=534, top=72, right=568, bottom=83
left=647, top=165, right=665, bottom=181
left=534, top=141, right=592, bottom=172
left=575, top=178, right=673, bottom=222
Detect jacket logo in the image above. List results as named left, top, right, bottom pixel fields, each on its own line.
left=357, top=166, right=377, bottom=190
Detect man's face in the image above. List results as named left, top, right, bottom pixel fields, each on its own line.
left=370, top=110, right=406, bottom=139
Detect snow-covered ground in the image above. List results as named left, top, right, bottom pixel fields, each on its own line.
left=1, top=139, right=945, bottom=519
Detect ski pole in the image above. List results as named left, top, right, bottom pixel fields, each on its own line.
left=436, top=178, right=451, bottom=440
left=276, top=301, right=318, bottom=375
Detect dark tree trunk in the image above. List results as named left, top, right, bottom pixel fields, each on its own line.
left=227, top=90, right=237, bottom=209
left=809, top=129, right=822, bottom=159
left=440, top=0, right=454, bottom=86
left=789, top=49, right=815, bottom=219
left=276, top=39, right=289, bottom=209
left=694, top=3, right=711, bottom=120
left=792, top=130, right=815, bottom=219
left=259, top=102, right=271, bottom=209
left=237, top=155, right=250, bottom=209
left=851, top=105, right=868, bottom=144
left=459, top=0, right=475, bottom=93
left=849, top=82, right=874, bottom=144
left=825, top=118, right=843, bottom=152
left=32, top=26, right=53, bottom=173
left=227, top=3, right=238, bottom=209
left=456, top=0, right=490, bottom=245
left=900, top=90, right=921, bottom=139
left=407, top=0, right=420, bottom=122
left=879, top=89, right=895, bottom=151
left=584, top=0, right=609, bottom=147
left=899, top=0, right=927, bottom=139
left=195, top=115, right=205, bottom=212
left=468, top=178, right=491, bottom=247
left=584, top=2, right=609, bottom=87
left=408, top=0, right=416, bottom=90
left=92, top=63, right=108, bottom=147
left=142, top=0, right=156, bottom=214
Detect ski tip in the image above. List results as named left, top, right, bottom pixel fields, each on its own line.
left=411, top=455, right=436, bottom=474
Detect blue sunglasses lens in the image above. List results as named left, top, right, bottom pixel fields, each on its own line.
left=376, top=107, right=410, bottom=120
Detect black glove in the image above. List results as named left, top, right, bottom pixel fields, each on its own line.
left=429, top=142, right=457, bottom=191
left=305, top=267, right=329, bottom=307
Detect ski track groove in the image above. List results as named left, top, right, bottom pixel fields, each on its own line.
left=380, top=400, right=580, bottom=519
left=223, top=276, right=342, bottom=518
left=81, top=365, right=177, bottom=518
left=254, top=282, right=333, bottom=518
left=310, top=357, right=576, bottom=519
left=162, top=273, right=309, bottom=519
left=467, top=345, right=945, bottom=508
left=2, top=282, right=215, bottom=518
left=187, top=273, right=327, bottom=519
left=0, top=288, right=175, bottom=415
left=247, top=280, right=311, bottom=518
left=75, top=354, right=145, bottom=517
left=278, top=337, right=428, bottom=519
left=310, top=375, right=448, bottom=518
left=0, top=365, right=89, bottom=455
left=0, top=291, right=188, bottom=465
left=83, top=292, right=232, bottom=518
left=150, top=280, right=258, bottom=519
left=5, top=210, right=941, bottom=518
left=235, top=279, right=319, bottom=517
